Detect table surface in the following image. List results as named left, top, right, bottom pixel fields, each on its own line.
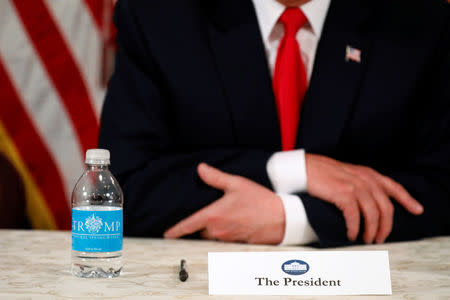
left=0, top=230, right=449, bottom=300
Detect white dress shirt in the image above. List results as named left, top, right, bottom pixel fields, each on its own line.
left=252, top=0, right=331, bottom=245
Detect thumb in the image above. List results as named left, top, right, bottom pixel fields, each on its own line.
left=197, top=163, right=233, bottom=191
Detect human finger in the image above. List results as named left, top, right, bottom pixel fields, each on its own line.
left=375, top=173, right=423, bottom=215
left=367, top=181, right=394, bottom=244
left=200, top=228, right=216, bottom=240
left=197, top=163, right=235, bottom=191
left=353, top=179, right=380, bottom=244
left=345, top=167, right=394, bottom=244
left=164, top=205, right=214, bottom=238
left=334, top=182, right=361, bottom=241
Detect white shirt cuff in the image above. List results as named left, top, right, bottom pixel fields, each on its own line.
left=266, top=149, right=307, bottom=194
left=278, top=193, right=318, bottom=245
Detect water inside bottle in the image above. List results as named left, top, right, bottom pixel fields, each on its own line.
left=71, top=205, right=122, bottom=278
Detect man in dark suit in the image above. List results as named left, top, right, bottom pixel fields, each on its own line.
left=99, top=0, right=450, bottom=247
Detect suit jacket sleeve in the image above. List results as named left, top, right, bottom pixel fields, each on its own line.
left=301, top=12, right=450, bottom=248
left=98, top=0, right=273, bottom=236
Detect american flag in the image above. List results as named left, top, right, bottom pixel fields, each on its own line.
left=0, top=0, right=116, bottom=229
left=346, top=45, right=361, bottom=63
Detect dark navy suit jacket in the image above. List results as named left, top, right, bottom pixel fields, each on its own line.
left=99, top=0, right=450, bottom=247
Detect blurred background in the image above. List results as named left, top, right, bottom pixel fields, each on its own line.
left=0, top=0, right=116, bottom=230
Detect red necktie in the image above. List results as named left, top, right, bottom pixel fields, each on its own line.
left=273, top=8, right=308, bottom=151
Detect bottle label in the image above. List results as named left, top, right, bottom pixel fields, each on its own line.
left=72, top=208, right=123, bottom=252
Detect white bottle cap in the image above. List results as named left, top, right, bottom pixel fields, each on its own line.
left=85, top=149, right=110, bottom=165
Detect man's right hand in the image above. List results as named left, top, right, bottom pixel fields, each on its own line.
left=305, top=154, right=424, bottom=244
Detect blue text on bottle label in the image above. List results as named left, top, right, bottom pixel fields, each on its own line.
left=72, top=209, right=123, bottom=252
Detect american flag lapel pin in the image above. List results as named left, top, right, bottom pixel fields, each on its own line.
left=346, top=45, right=361, bottom=63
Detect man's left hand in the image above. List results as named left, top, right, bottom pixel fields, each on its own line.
left=164, top=163, right=285, bottom=244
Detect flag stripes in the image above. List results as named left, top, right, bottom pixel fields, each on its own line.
left=0, top=0, right=113, bottom=229
left=0, top=0, right=85, bottom=209
left=83, top=0, right=106, bottom=33
left=45, top=0, right=105, bottom=117
left=12, top=0, right=99, bottom=154
left=0, top=59, right=69, bottom=229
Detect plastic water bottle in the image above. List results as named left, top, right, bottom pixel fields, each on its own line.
left=71, top=149, right=123, bottom=278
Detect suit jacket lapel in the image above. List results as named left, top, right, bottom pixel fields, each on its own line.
left=205, top=0, right=281, bottom=150
left=205, top=0, right=373, bottom=153
left=298, top=0, right=373, bottom=155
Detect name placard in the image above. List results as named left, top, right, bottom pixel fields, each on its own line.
left=208, top=251, right=391, bottom=295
